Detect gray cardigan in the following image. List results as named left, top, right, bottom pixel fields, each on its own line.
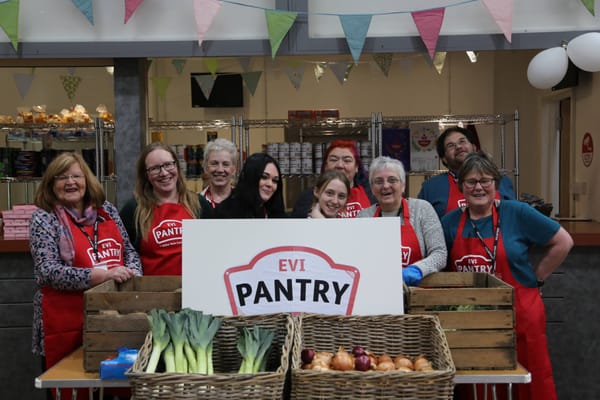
left=357, top=197, right=447, bottom=278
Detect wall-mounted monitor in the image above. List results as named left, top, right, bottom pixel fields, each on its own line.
left=191, top=73, right=244, bottom=108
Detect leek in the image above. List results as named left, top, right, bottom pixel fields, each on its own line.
left=184, top=308, right=222, bottom=374
left=237, top=326, right=275, bottom=374
left=145, top=308, right=171, bottom=373
left=162, top=311, right=188, bottom=373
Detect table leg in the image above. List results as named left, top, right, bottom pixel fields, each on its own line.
left=472, top=384, right=478, bottom=400
left=88, top=387, right=93, bottom=400
left=55, top=388, right=61, bottom=400
left=491, top=384, right=497, bottom=400
left=71, top=388, right=77, bottom=400
left=508, top=383, right=513, bottom=400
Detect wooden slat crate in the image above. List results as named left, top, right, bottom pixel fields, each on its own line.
left=83, top=276, right=181, bottom=372
left=406, top=272, right=515, bottom=370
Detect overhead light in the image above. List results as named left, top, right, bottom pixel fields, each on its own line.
left=466, top=51, right=478, bottom=63
left=105, top=66, right=114, bottom=75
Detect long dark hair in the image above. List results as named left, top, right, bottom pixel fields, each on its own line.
left=216, top=153, right=286, bottom=218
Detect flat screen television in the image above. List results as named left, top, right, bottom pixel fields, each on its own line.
left=191, top=73, right=244, bottom=108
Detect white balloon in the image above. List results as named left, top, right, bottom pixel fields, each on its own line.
left=527, top=47, right=569, bottom=89
left=567, top=32, right=600, bottom=72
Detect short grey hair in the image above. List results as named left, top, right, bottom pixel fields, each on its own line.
left=368, top=156, right=406, bottom=184
left=203, top=138, right=238, bottom=166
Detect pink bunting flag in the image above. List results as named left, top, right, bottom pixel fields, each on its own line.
left=482, top=0, right=513, bottom=43
left=124, top=0, right=144, bottom=23
left=411, top=8, right=445, bottom=61
left=193, top=0, right=222, bottom=47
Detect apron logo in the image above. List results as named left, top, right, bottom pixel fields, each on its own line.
left=401, top=246, right=411, bottom=266
left=454, top=254, right=494, bottom=273
left=152, top=219, right=183, bottom=246
left=224, top=246, right=360, bottom=315
left=339, top=201, right=361, bottom=218
left=89, top=238, right=123, bottom=266
left=457, top=198, right=467, bottom=208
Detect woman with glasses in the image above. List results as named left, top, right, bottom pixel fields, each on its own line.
left=120, top=142, right=210, bottom=275
left=291, top=140, right=375, bottom=218
left=308, top=170, right=350, bottom=218
left=29, top=152, right=142, bottom=399
left=441, top=151, right=573, bottom=400
left=357, top=156, right=447, bottom=286
left=214, top=152, right=286, bottom=218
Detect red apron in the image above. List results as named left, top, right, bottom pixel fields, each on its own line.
left=374, top=198, right=423, bottom=266
left=448, top=207, right=556, bottom=400
left=140, top=203, right=192, bottom=275
left=339, top=184, right=371, bottom=218
left=41, top=209, right=124, bottom=399
left=445, top=174, right=500, bottom=214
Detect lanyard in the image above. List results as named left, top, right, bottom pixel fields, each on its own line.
left=466, top=207, right=500, bottom=275
left=76, top=219, right=100, bottom=262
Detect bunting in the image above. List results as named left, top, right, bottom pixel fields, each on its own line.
left=193, top=74, right=216, bottom=99
left=339, top=15, right=372, bottom=65
left=171, top=59, right=187, bottom=76
left=411, top=8, right=445, bottom=61
left=241, top=71, right=262, bottom=96
left=193, top=0, right=221, bottom=46
left=285, top=62, right=304, bottom=90
left=238, top=57, right=252, bottom=73
left=151, top=77, right=172, bottom=101
left=433, top=52, right=447, bottom=75
left=60, top=75, right=82, bottom=101
left=0, top=0, right=19, bottom=51
left=481, top=0, right=513, bottom=43
left=330, top=61, right=354, bottom=85
left=124, top=0, right=145, bottom=23
left=580, top=0, right=595, bottom=15
left=72, top=0, right=94, bottom=25
left=265, top=10, right=298, bottom=59
left=313, top=62, right=328, bottom=82
left=373, top=53, right=393, bottom=77
left=13, top=72, right=34, bottom=99
left=203, top=58, right=219, bottom=75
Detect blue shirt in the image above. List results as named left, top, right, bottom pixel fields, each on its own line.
left=441, top=200, right=560, bottom=287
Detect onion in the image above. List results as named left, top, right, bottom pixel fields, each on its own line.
left=397, top=366, right=413, bottom=372
left=366, top=352, right=378, bottom=369
left=313, top=351, right=333, bottom=365
left=301, top=348, right=315, bottom=365
left=376, top=360, right=395, bottom=371
left=354, top=354, right=371, bottom=371
left=331, top=346, right=354, bottom=371
left=352, top=345, right=366, bottom=357
left=378, top=354, right=393, bottom=364
left=414, top=355, right=433, bottom=371
left=393, top=355, right=414, bottom=370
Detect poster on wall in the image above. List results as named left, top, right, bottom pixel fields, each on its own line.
left=182, top=218, right=403, bottom=316
left=582, top=132, right=593, bottom=167
left=381, top=128, right=411, bottom=171
left=408, top=122, right=442, bottom=171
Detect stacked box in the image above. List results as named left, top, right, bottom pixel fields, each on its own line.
left=406, top=272, right=516, bottom=370
left=291, top=314, right=455, bottom=400
left=1, top=204, right=38, bottom=239
left=83, top=276, right=181, bottom=372
left=128, top=313, right=293, bottom=400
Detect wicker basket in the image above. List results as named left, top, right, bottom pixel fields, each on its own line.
left=127, top=313, right=293, bottom=400
left=291, top=314, right=455, bottom=400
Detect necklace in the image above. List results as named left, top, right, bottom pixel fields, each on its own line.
left=466, top=205, right=500, bottom=275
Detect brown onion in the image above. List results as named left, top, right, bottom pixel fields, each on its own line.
left=331, top=346, right=354, bottom=371
left=376, top=360, right=395, bottom=371
left=394, top=355, right=414, bottom=370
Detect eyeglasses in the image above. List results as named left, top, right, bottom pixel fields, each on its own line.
left=463, top=178, right=494, bottom=189
left=372, top=176, right=401, bottom=186
left=146, top=160, right=177, bottom=176
left=54, top=174, right=84, bottom=182
left=445, top=137, right=469, bottom=152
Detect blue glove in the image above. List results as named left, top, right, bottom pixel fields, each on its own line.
left=403, top=265, right=423, bottom=286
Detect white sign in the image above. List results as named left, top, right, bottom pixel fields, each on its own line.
left=182, top=218, right=403, bottom=316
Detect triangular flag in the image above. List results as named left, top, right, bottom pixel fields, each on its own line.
left=124, top=0, right=144, bottom=23
left=411, top=8, right=445, bottom=61
left=60, top=75, right=82, bottom=101
left=203, top=58, right=219, bottom=75
left=72, top=0, right=94, bottom=25
left=238, top=57, right=252, bottom=73
left=193, top=74, right=217, bottom=99
left=241, top=71, right=262, bottom=96
left=265, top=10, right=298, bottom=59
left=329, top=61, right=354, bottom=85
left=433, top=52, right=447, bottom=75
left=482, top=0, right=513, bottom=43
left=150, top=77, right=172, bottom=101
left=285, top=63, right=304, bottom=90
left=13, top=72, right=34, bottom=99
left=193, top=0, right=221, bottom=46
left=339, top=14, right=372, bottom=65
left=0, top=0, right=19, bottom=51
left=313, top=62, right=328, bottom=82
left=171, top=59, right=187, bottom=76
left=580, top=0, right=595, bottom=15
left=147, top=59, right=153, bottom=71
left=372, top=53, right=393, bottom=77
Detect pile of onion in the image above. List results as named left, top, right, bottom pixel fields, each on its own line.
left=300, top=347, right=435, bottom=372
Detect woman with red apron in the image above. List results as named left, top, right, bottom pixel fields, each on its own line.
left=441, top=152, right=573, bottom=400
left=357, top=156, right=447, bottom=286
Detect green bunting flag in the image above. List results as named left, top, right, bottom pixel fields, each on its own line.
left=60, top=75, right=82, bottom=101
left=0, top=0, right=19, bottom=51
left=171, top=59, right=187, bottom=76
left=204, top=58, right=219, bottom=75
left=265, top=10, right=298, bottom=59
left=241, top=71, right=262, bottom=96
left=151, top=77, right=172, bottom=101
left=373, top=53, right=393, bottom=77
left=581, top=0, right=595, bottom=15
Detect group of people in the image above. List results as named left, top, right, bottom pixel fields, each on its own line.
left=30, top=128, right=573, bottom=400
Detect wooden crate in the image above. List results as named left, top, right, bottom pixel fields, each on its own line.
left=83, top=276, right=181, bottom=372
left=406, top=272, right=515, bottom=370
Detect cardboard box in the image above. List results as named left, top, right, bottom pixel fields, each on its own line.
left=83, top=276, right=181, bottom=372
left=406, top=272, right=515, bottom=370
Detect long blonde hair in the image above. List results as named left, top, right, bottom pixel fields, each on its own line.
left=134, top=142, right=200, bottom=239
